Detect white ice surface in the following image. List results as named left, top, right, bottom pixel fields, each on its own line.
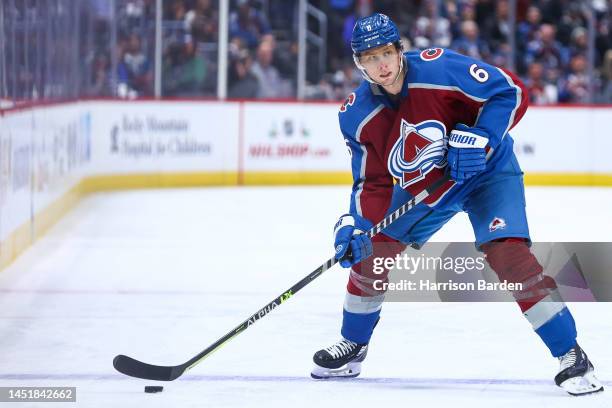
left=0, top=186, right=611, bottom=407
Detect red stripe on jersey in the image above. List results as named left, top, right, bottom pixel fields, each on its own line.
left=499, top=68, right=529, bottom=130
left=356, top=107, right=396, bottom=224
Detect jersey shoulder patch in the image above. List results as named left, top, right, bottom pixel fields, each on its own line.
left=339, top=92, right=356, bottom=113
left=338, top=82, right=382, bottom=139
left=419, top=48, right=444, bottom=61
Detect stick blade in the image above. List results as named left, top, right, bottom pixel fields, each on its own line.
left=113, top=355, right=185, bottom=381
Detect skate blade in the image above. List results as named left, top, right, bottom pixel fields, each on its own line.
left=560, top=371, right=604, bottom=396
left=310, top=362, right=362, bottom=379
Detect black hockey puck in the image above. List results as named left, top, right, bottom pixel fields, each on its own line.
left=144, top=386, right=163, bottom=393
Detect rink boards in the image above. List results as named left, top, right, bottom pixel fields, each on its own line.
left=1, top=100, right=611, bottom=268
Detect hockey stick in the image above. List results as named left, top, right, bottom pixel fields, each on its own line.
left=113, top=176, right=450, bottom=381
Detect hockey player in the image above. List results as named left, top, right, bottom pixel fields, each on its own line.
left=311, top=13, right=603, bottom=396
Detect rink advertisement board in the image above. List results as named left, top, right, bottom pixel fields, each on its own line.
left=0, top=104, right=90, bottom=267
left=31, top=104, right=91, bottom=216
left=71, top=102, right=612, bottom=180
left=89, top=101, right=239, bottom=175
left=241, top=102, right=351, bottom=174
left=0, top=110, right=33, bottom=241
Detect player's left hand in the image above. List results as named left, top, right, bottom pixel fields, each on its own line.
left=446, top=124, right=488, bottom=184
left=333, top=214, right=373, bottom=268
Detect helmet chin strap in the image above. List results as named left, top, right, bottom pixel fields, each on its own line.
left=354, top=52, right=404, bottom=88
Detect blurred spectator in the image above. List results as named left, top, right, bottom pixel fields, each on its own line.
left=162, top=37, right=208, bottom=96
left=600, top=50, right=612, bottom=103
left=251, top=40, right=292, bottom=98
left=412, top=0, right=452, bottom=49
left=88, top=53, right=112, bottom=96
left=595, top=11, right=610, bottom=67
left=525, top=24, right=569, bottom=80
left=451, top=20, right=490, bottom=61
left=88, top=0, right=113, bottom=51
left=228, top=50, right=259, bottom=98
left=517, top=5, right=542, bottom=46
left=525, top=62, right=558, bottom=104
left=117, top=33, right=153, bottom=97
left=558, top=54, right=590, bottom=103
left=331, top=63, right=362, bottom=100
left=459, top=2, right=477, bottom=24
left=569, top=27, right=588, bottom=58
left=229, top=0, right=271, bottom=50
left=119, top=0, right=155, bottom=37
left=167, top=0, right=187, bottom=21
left=490, top=42, right=512, bottom=68
left=185, top=0, right=218, bottom=43
left=551, top=2, right=586, bottom=47
left=480, top=0, right=510, bottom=55
left=262, top=34, right=297, bottom=84
left=229, top=36, right=249, bottom=60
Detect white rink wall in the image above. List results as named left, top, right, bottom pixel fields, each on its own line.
left=0, top=103, right=91, bottom=267
left=512, top=107, right=612, bottom=175
left=1, top=100, right=611, bottom=268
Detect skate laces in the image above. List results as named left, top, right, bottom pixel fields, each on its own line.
left=559, top=348, right=577, bottom=372
left=325, top=339, right=357, bottom=359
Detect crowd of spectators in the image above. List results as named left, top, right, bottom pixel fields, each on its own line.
left=225, top=0, right=297, bottom=98
left=85, top=0, right=157, bottom=98
left=2, top=0, right=609, bottom=104
left=92, top=0, right=298, bottom=98
left=312, top=0, right=611, bottom=104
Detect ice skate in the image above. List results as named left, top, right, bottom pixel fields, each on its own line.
left=311, top=338, right=368, bottom=379
left=555, top=344, right=604, bottom=396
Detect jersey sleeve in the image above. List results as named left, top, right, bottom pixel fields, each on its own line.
left=443, top=51, right=529, bottom=149
left=341, top=128, right=394, bottom=225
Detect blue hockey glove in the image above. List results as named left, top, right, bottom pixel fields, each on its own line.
left=447, top=124, right=488, bottom=184
left=333, top=214, right=373, bottom=268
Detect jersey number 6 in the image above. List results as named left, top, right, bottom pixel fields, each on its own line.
left=469, top=64, right=489, bottom=83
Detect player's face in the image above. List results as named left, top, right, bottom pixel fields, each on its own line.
left=359, top=44, right=401, bottom=86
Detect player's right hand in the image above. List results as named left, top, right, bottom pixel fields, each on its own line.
left=333, top=214, right=373, bottom=268
left=446, top=124, right=488, bottom=184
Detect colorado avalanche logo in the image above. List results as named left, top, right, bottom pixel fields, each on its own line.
left=489, top=217, right=507, bottom=232
left=388, top=119, right=447, bottom=188
left=420, top=48, right=444, bottom=61
left=339, top=93, right=355, bottom=113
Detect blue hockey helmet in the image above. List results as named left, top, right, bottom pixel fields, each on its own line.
left=351, top=14, right=404, bottom=84
left=350, top=13, right=401, bottom=55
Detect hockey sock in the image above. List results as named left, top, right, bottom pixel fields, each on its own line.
left=341, top=308, right=381, bottom=344
left=341, top=234, right=405, bottom=344
left=483, top=238, right=577, bottom=357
